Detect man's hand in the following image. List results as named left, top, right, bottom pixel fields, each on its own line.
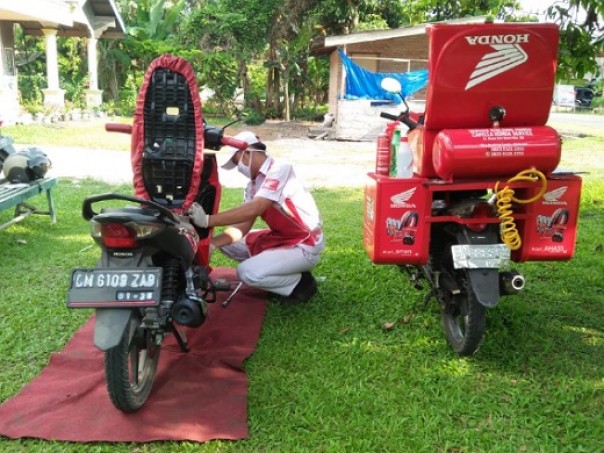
left=188, top=202, right=209, bottom=228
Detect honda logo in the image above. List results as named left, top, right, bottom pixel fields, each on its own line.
left=464, top=34, right=530, bottom=90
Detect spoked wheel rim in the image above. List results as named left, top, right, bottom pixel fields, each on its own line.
left=127, top=324, right=159, bottom=394
left=105, top=313, right=161, bottom=412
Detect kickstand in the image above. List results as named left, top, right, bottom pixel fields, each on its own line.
left=420, top=288, right=437, bottom=310
left=401, top=281, right=438, bottom=325
left=170, top=322, right=190, bottom=352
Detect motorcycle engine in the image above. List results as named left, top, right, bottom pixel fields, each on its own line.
left=172, top=294, right=206, bottom=327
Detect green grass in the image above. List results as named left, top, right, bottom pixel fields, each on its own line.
left=3, top=116, right=239, bottom=152
left=0, top=133, right=603, bottom=451
left=4, top=119, right=133, bottom=151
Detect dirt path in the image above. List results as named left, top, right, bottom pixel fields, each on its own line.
left=39, top=137, right=375, bottom=188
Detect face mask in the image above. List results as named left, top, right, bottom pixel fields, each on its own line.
left=237, top=150, right=253, bottom=178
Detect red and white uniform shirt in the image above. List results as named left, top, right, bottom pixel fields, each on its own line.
left=243, top=156, right=325, bottom=256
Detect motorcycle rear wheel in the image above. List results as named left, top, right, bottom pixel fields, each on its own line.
left=440, top=272, right=486, bottom=356
left=105, top=312, right=160, bottom=412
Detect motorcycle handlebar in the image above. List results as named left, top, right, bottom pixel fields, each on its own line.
left=221, top=136, right=248, bottom=150
left=103, top=121, right=248, bottom=152
left=203, top=124, right=248, bottom=151
left=380, top=112, right=399, bottom=121
left=105, top=123, right=133, bottom=134
left=379, top=112, right=417, bottom=131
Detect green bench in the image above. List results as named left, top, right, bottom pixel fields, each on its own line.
left=0, top=177, right=58, bottom=231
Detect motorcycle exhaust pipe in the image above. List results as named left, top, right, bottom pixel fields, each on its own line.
left=499, top=270, right=525, bottom=295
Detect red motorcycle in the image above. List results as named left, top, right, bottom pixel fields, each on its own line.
left=364, top=22, right=582, bottom=355
left=66, top=55, right=248, bottom=411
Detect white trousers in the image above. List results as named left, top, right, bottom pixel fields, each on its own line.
left=219, top=240, right=320, bottom=296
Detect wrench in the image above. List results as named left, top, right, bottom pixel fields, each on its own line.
left=222, top=282, right=243, bottom=308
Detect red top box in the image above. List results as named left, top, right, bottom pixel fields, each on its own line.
left=423, top=22, right=559, bottom=130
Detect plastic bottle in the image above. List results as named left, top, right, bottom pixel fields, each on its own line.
left=396, top=135, right=414, bottom=178
left=375, top=129, right=390, bottom=175
left=389, top=124, right=401, bottom=176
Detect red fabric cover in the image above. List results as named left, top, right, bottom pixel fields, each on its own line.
left=0, top=268, right=265, bottom=443
left=131, top=54, right=205, bottom=214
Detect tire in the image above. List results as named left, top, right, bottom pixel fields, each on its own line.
left=440, top=272, right=486, bottom=356
left=435, top=239, right=486, bottom=356
left=104, top=311, right=160, bottom=412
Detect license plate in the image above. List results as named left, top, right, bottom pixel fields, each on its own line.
left=67, top=268, right=162, bottom=308
left=451, top=244, right=510, bottom=269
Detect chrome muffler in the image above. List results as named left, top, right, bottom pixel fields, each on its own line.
left=499, top=270, right=525, bottom=295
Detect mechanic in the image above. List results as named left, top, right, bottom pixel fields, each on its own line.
left=188, top=131, right=325, bottom=304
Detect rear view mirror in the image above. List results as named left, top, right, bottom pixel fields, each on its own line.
left=381, top=77, right=402, bottom=94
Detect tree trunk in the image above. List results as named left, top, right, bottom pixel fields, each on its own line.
left=238, top=59, right=251, bottom=109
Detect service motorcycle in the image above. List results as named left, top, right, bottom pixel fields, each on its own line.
left=363, top=22, right=582, bottom=356
left=66, top=55, right=247, bottom=412
left=0, top=117, right=16, bottom=174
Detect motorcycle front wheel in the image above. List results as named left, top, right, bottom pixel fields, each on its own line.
left=439, top=266, right=486, bottom=356
left=105, top=311, right=160, bottom=412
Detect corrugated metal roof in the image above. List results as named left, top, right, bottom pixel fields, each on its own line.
left=1, top=0, right=125, bottom=38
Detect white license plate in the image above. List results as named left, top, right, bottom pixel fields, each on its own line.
left=451, top=244, right=510, bottom=269
left=67, top=268, right=162, bottom=308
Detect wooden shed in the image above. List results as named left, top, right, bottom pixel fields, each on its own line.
left=312, top=17, right=487, bottom=140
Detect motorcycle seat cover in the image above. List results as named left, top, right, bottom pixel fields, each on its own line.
left=131, top=54, right=204, bottom=214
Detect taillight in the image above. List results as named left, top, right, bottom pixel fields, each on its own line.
left=100, top=223, right=138, bottom=248
left=90, top=220, right=164, bottom=249
left=467, top=202, right=491, bottom=233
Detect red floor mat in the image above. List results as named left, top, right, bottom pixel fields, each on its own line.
left=0, top=268, right=265, bottom=443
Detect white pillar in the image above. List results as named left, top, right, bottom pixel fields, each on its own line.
left=42, top=28, right=59, bottom=90
left=87, top=36, right=98, bottom=90
left=41, top=28, right=65, bottom=109
left=85, top=35, right=103, bottom=108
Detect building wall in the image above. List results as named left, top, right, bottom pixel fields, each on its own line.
left=328, top=34, right=430, bottom=140
left=348, top=34, right=429, bottom=73
left=335, top=98, right=425, bottom=141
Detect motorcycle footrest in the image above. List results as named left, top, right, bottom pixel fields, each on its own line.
left=212, top=278, right=231, bottom=291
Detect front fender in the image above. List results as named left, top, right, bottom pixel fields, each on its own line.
left=456, top=227, right=501, bottom=308
left=93, top=309, right=132, bottom=351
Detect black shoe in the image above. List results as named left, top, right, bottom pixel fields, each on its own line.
left=281, top=272, right=318, bottom=304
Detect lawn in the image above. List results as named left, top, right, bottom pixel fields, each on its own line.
left=0, top=124, right=602, bottom=452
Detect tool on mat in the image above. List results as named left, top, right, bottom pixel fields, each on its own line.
left=222, top=281, right=243, bottom=307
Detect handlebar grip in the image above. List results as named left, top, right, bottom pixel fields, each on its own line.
left=105, top=123, right=132, bottom=134
left=221, top=137, right=248, bottom=149
left=380, top=112, right=399, bottom=121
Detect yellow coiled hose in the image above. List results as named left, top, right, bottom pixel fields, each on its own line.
left=493, top=169, right=547, bottom=250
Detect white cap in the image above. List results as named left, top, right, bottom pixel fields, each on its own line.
left=220, top=130, right=266, bottom=169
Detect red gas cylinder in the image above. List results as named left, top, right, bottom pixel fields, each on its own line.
left=432, top=126, right=561, bottom=181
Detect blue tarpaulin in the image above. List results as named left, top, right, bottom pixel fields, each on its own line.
left=338, top=49, right=428, bottom=103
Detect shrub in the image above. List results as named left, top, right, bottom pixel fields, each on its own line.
left=242, top=107, right=266, bottom=125
left=590, top=95, right=604, bottom=110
